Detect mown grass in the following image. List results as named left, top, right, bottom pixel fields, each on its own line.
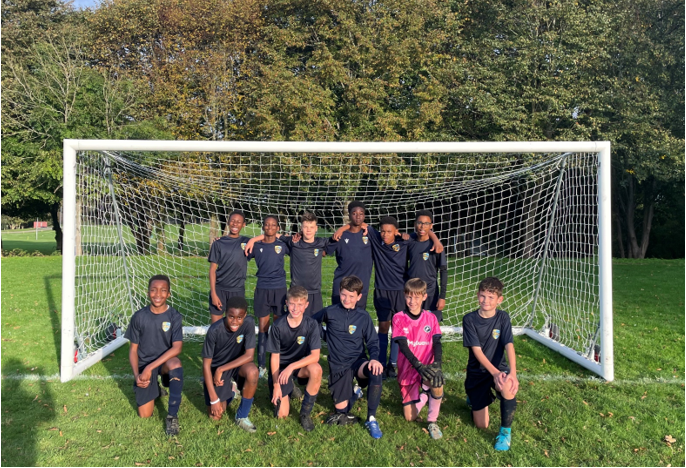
left=1, top=256, right=684, bottom=467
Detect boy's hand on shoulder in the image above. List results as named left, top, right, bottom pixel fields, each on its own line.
left=368, top=359, right=383, bottom=375
left=291, top=232, right=302, bottom=243
left=430, top=237, right=444, bottom=253
left=244, top=238, right=257, bottom=255
left=401, top=232, right=410, bottom=241
left=361, top=222, right=368, bottom=236
left=332, top=226, right=347, bottom=241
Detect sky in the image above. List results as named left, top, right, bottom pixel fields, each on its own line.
left=69, top=0, right=101, bottom=9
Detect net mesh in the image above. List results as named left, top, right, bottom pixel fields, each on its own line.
left=73, top=150, right=600, bottom=362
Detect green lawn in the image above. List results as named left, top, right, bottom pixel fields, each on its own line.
left=1, top=255, right=684, bottom=466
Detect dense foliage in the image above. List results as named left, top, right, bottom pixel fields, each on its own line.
left=2, top=0, right=683, bottom=257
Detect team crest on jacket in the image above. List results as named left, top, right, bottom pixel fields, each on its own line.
left=237, top=334, right=244, bottom=343
left=162, top=322, right=171, bottom=332
left=260, top=248, right=263, bottom=252
left=392, top=244, right=400, bottom=252
left=241, top=243, right=247, bottom=250
left=492, top=329, right=500, bottom=339
left=348, top=325, right=357, bottom=334
left=345, top=238, right=349, bottom=244
left=424, top=325, right=431, bottom=333
left=362, top=236, right=368, bottom=245
left=297, top=336, right=305, bottom=345
left=422, top=252, right=429, bottom=261
left=314, top=249, right=319, bottom=257
left=275, top=245, right=282, bottom=254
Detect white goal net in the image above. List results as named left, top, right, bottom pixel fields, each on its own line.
left=61, top=141, right=613, bottom=382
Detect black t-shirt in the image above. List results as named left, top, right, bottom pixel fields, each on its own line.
left=265, top=315, right=321, bottom=367
left=407, top=238, right=448, bottom=298
left=462, top=309, right=514, bottom=374
left=325, top=230, right=373, bottom=295
left=281, top=236, right=330, bottom=293
left=208, top=236, right=250, bottom=291
left=367, top=226, right=409, bottom=291
left=124, top=305, right=183, bottom=368
left=247, top=239, right=290, bottom=289
left=201, top=316, right=256, bottom=368
left=313, top=303, right=379, bottom=375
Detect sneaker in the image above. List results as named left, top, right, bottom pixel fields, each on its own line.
left=259, top=367, right=268, bottom=379
left=427, top=422, right=443, bottom=440
left=291, top=385, right=304, bottom=401
left=232, top=380, right=240, bottom=398
left=273, top=398, right=281, bottom=418
left=235, top=417, right=257, bottom=433
left=365, top=416, right=383, bottom=439
left=385, top=364, right=397, bottom=379
left=326, top=412, right=359, bottom=426
left=165, top=415, right=179, bottom=436
left=300, top=413, right=315, bottom=432
left=159, top=384, right=168, bottom=397
left=494, top=427, right=511, bottom=451
left=351, top=385, right=363, bottom=405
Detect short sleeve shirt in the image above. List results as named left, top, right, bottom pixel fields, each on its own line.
left=247, top=239, right=290, bottom=289
left=124, top=305, right=183, bottom=368
left=282, top=236, right=330, bottom=293
left=325, top=230, right=373, bottom=294
left=265, top=315, right=321, bottom=367
left=208, top=236, right=250, bottom=291
left=201, top=316, right=256, bottom=368
left=462, top=309, right=514, bottom=375
left=368, top=226, right=410, bottom=291
left=407, top=239, right=447, bottom=293
left=392, top=310, right=441, bottom=385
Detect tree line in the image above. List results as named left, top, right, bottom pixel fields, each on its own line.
left=2, top=0, right=683, bottom=258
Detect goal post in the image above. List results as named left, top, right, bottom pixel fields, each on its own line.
left=61, top=139, right=613, bottom=382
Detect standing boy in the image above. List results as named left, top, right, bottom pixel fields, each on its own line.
left=313, top=276, right=384, bottom=439
left=266, top=286, right=322, bottom=432
left=125, top=275, right=184, bottom=435
left=392, top=278, right=444, bottom=440
left=462, top=277, right=519, bottom=451
left=407, top=210, right=448, bottom=321
left=208, top=211, right=250, bottom=323
left=246, top=215, right=290, bottom=378
left=201, top=296, right=259, bottom=432
left=246, top=212, right=330, bottom=316
left=325, top=201, right=372, bottom=309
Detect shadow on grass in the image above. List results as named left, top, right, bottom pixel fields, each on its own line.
left=43, top=275, right=63, bottom=371
left=1, top=359, right=56, bottom=466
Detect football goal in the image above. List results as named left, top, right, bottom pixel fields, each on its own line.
left=61, top=140, right=613, bottom=382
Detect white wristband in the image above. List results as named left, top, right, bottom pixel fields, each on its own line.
left=210, top=398, right=220, bottom=405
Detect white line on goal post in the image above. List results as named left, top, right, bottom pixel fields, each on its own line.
left=61, top=139, right=613, bottom=382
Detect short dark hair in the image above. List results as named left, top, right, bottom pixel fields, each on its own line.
left=340, top=276, right=364, bottom=295
left=301, top=212, right=318, bottom=224
left=287, top=285, right=309, bottom=301
left=348, top=200, right=366, bottom=214
left=478, top=277, right=504, bottom=296
left=416, top=210, right=433, bottom=222
left=263, top=215, right=279, bottom=226
left=229, top=210, right=246, bottom=221
left=225, top=296, right=249, bottom=313
left=379, top=216, right=398, bottom=229
left=404, top=278, right=428, bottom=296
left=148, top=274, right=171, bottom=289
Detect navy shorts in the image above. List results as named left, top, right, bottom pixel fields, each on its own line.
left=464, top=371, right=507, bottom=412
left=203, top=367, right=247, bottom=406
left=209, top=288, right=245, bottom=316
left=133, top=365, right=169, bottom=406
left=303, top=292, right=324, bottom=317
left=328, top=357, right=369, bottom=404
left=268, top=365, right=310, bottom=400
left=253, top=287, right=287, bottom=318
left=373, top=289, right=406, bottom=322
left=423, top=287, right=443, bottom=322
left=331, top=292, right=369, bottom=311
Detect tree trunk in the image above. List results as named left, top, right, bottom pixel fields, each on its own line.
left=638, top=179, right=657, bottom=258
left=156, top=222, right=166, bottom=255
left=209, top=214, right=219, bottom=244
left=51, top=202, right=63, bottom=253
left=177, top=220, right=185, bottom=252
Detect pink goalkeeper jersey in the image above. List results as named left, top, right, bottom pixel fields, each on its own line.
left=392, top=310, right=441, bottom=386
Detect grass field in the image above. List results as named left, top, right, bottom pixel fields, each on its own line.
left=1, top=248, right=684, bottom=466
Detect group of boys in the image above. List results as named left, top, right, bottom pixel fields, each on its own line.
left=125, top=203, right=519, bottom=452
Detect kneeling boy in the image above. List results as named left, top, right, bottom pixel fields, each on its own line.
left=125, top=275, right=184, bottom=435
left=314, top=276, right=384, bottom=439
left=392, top=278, right=445, bottom=440
left=462, top=277, right=519, bottom=451
left=202, top=296, right=259, bottom=432
left=266, top=286, right=322, bottom=432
